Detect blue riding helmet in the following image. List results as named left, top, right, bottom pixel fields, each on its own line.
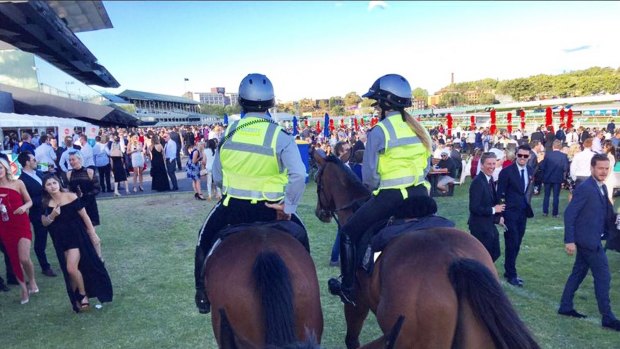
left=362, top=74, right=412, bottom=109
left=238, top=73, right=275, bottom=111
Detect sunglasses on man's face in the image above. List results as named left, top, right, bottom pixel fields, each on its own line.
left=517, top=154, right=530, bottom=159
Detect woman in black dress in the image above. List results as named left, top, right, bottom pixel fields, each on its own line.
left=107, top=134, right=129, bottom=196
left=148, top=135, right=170, bottom=192
left=41, top=174, right=112, bottom=312
left=66, top=151, right=101, bottom=232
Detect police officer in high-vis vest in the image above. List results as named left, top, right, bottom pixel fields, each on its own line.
left=328, top=74, right=433, bottom=305
left=194, top=73, right=308, bottom=314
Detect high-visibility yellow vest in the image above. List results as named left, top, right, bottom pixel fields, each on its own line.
left=374, top=113, right=431, bottom=198
left=219, top=117, right=288, bottom=204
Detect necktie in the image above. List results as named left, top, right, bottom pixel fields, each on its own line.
left=489, top=177, right=496, bottom=200
left=602, top=184, right=609, bottom=200
left=520, top=169, right=526, bottom=193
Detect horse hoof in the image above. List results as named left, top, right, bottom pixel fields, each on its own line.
left=328, top=278, right=342, bottom=295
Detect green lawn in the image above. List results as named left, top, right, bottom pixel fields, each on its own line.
left=0, top=180, right=619, bottom=348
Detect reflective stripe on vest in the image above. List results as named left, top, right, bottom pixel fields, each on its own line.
left=374, top=114, right=431, bottom=198
left=220, top=117, right=287, bottom=204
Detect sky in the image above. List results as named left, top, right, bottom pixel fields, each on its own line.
left=76, top=1, right=620, bottom=102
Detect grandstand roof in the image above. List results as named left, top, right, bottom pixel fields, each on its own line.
left=0, top=0, right=119, bottom=87
left=118, top=90, right=199, bottom=105
left=46, top=1, right=113, bottom=33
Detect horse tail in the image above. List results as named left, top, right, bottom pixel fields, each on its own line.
left=252, top=250, right=296, bottom=347
left=448, top=258, right=540, bottom=349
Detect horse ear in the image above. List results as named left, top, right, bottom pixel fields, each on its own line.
left=312, top=148, right=326, bottom=167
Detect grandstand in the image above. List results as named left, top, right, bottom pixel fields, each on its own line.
left=116, top=90, right=219, bottom=126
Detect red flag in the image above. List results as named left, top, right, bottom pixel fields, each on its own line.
left=354, top=118, right=359, bottom=131
left=361, top=118, right=365, bottom=127
left=545, top=107, right=553, bottom=128
left=490, top=109, right=497, bottom=134
left=316, top=120, right=321, bottom=133
left=304, top=119, right=308, bottom=127
left=340, top=118, right=345, bottom=128
left=470, top=115, right=476, bottom=130
left=329, top=118, right=335, bottom=132
left=446, top=113, right=453, bottom=137
left=567, top=109, right=573, bottom=129
left=507, top=112, right=513, bottom=133
left=520, top=110, right=526, bottom=130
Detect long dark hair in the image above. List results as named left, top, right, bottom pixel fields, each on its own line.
left=207, top=139, right=217, bottom=156
left=41, top=174, right=67, bottom=208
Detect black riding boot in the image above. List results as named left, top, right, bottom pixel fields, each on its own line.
left=194, top=246, right=211, bottom=314
left=328, top=234, right=357, bottom=306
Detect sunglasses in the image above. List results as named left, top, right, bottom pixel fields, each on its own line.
left=517, top=154, right=530, bottom=159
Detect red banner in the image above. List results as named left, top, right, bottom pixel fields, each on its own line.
left=559, top=109, right=566, bottom=127
left=545, top=107, right=553, bottom=128
left=316, top=120, right=321, bottom=134
left=566, top=109, right=573, bottom=129
left=354, top=118, right=359, bottom=131
left=470, top=115, right=476, bottom=130
left=304, top=119, right=308, bottom=127
left=340, top=119, right=345, bottom=128
left=520, top=110, right=526, bottom=130
left=446, top=113, right=453, bottom=137
left=507, top=112, right=512, bottom=133
left=490, top=109, right=497, bottom=134
left=329, top=119, right=335, bottom=132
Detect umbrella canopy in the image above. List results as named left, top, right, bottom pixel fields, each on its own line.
left=446, top=113, right=453, bottom=137
left=470, top=115, right=476, bottom=130
left=324, top=113, right=330, bottom=137
left=520, top=110, right=526, bottom=130
left=507, top=112, right=513, bottom=133
left=559, top=109, right=566, bottom=127
left=567, top=109, right=574, bottom=129
left=490, top=109, right=497, bottom=134
left=292, top=116, right=298, bottom=136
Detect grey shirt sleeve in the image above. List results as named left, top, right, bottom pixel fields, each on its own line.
left=276, top=131, right=306, bottom=214
left=362, top=127, right=385, bottom=191
left=213, top=151, right=223, bottom=188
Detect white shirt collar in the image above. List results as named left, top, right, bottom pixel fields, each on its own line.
left=22, top=169, right=41, bottom=185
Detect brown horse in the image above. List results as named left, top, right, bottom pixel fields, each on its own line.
left=313, top=153, right=539, bottom=349
left=204, top=227, right=323, bottom=348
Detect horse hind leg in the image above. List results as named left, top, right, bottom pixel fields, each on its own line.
left=344, top=302, right=370, bottom=349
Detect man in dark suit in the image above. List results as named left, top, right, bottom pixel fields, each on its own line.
left=607, top=118, right=615, bottom=135
left=540, top=140, right=569, bottom=217
left=468, top=152, right=505, bottom=261
left=497, top=144, right=535, bottom=287
left=530, top=126, right=545, bottom=145
left=544, top=126, right=555, bottom=153
left=558, top=154, right=620, bottom=331
left=17, top=151, right=57, bottom=277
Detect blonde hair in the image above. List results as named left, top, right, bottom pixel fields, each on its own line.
left=402, top=110, right=432, bottom=153
left=567, top=144, right=581, bottom=161
left=0, top=158, right=16, bottom=181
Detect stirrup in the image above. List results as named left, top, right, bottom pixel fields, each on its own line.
left=195, top=291, right=211, bottom=314
left=328, top=277, right=356, bottom=306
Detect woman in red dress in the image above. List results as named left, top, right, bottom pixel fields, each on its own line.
left=0, top=154, right=38, bottom=304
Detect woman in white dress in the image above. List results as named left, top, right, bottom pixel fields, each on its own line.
left=128, top=134, right=145, bottom=192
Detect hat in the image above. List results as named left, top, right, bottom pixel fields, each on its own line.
left=441, top=150, right=449, bottom=156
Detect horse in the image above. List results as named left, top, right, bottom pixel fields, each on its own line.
left=313, top=153, right=540, bottom=349
left=204, top=226, right=323, bottom=348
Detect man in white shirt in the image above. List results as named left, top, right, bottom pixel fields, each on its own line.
left=78, top=134, right=95, bottom=169
left=59, top=136, right=78, bottom=173
left=570, top=138, right=596, bottom=187
left=34, top=134, right=57, bottom=173
left=93, top=135, right=112, bottom=193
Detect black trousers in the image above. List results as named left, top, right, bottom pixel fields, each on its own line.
left=98, top=164, right=112, bottom=192
left=175, top=149, right=182, bottom=171
left=166, top=159, right=179, bottom=189
left=30, top=210, right=51, bottom=272
left=503, top=211, right=527, bottom=279
left=559, top=245, right=616, bottom=323
left=0, top=241, right=16, bottom=282
left=470, top=226, right=500, bottom=262
left=196, top=197, right=307, bottom=254
left=342, top=184, right=429, bottom=250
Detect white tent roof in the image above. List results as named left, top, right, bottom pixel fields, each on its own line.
left=0, top=112, right=93, bottom=128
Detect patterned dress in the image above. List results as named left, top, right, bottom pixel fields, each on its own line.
left=186, top=149, right=202, bottom=180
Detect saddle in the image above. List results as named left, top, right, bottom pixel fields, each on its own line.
left=208, top=220, right=310, bottom=258
left=359, top=215, right=456, bottom=274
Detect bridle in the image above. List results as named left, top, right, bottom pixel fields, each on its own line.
left=315, top=160, right=368, bottom=228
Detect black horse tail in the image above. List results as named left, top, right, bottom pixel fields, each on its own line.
left=253, top=250, right=296, bottom=347
left=448, top=258, right=540, bottom=349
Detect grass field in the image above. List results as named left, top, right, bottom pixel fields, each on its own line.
left=1, top=180, right=619, bottom=348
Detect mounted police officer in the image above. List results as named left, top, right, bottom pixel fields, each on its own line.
left=194, top=73, right=308, bottom=314
left=328, top=74, right=433, bottom=305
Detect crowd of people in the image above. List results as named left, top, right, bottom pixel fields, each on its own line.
left=1, top=75, right=619, bottom=332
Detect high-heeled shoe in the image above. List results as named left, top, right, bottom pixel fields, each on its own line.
left=28, top=287, right=39, bottom=294
left=114, top=192, right=121, bottom=197
left=21, top=289, right=29, bottom=304
left=196, top=194, right=207, bottom=201
left=139, top=186, right=144, bottom=192
left=133, top=187, right=138, bottom=193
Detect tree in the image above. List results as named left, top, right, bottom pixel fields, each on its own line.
left=344, top=92, right=361, bottom=107
left=360, top=98, right=374, bottom=108
left=318, top=100, right=328, bottom=112
left=330, top=105, right=345, bottom=116
left=299, top=98, right=316, bottom=113
left=438, top=92, right=467, bottom=107
left=412, top=87, right=429, bottom=101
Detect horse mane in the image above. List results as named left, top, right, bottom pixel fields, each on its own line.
left=323, top=155, right=370, bottom=198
